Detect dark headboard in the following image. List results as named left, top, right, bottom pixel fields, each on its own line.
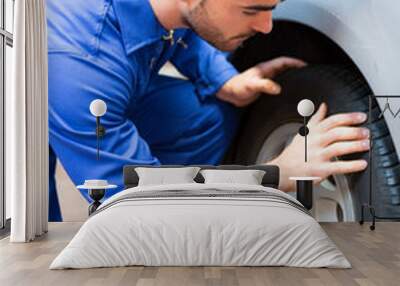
left=123, top=165, right=280, bottom=189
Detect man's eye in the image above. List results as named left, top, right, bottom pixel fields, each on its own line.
left=242, top=10, right=258, bottom=16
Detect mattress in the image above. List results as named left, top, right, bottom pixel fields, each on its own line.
left=50, top=183, right=351, bottom=269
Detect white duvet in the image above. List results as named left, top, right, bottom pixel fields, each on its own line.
left=50, top=183, right=351, bottom=269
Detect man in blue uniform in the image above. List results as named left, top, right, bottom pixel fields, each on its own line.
left=47, top=0, right=370, bottom=221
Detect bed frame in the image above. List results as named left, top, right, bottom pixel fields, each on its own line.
left=123, top=165, right=280, bottom=189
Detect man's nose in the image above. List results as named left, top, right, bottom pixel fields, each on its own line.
left=251, top=13, right=273, bottom=34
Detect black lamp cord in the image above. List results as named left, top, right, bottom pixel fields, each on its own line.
left=304, top=116, right=308, bottom=163
left=96, top=117, right=100, bottom=160
left=95, top=116, right=107, bottom=160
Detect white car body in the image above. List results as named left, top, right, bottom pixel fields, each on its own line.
left=275, top=0, right=400, bottom=158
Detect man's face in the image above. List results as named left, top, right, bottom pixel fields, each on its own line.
left=183, top=0, right=280, bottom=51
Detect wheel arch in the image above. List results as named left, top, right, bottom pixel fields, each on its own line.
left=231, top=12, right=400, bottom=163
left=272, top=0, right=400, bottom=96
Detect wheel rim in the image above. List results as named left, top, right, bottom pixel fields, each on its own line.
left=255, top=123, right=356, bottom=222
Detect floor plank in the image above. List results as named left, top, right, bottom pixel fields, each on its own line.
left=0, top=222, right=399, bottom=286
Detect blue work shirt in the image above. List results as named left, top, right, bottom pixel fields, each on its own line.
left=47, top=0, right=240, bottom=208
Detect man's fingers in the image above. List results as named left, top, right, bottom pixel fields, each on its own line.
left=308, top=103, right=328, bottom=127
left=256, top=57, right=307, bottom=78
left=319, top=112, right=367, bottom=131
left=251, top=78, right=282, bottom=95
left=326, top=160, right=368, bottom=176
left=322, top=140, right=370, bottom=159
left=319, top=127, right=370, bottom=146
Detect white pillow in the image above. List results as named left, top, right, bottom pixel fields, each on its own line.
left=135, top=167, right=200, bottom=186
left=200, top=169, right=266, bottom=185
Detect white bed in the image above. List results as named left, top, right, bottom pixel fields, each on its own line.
left=50, top=183, right=351, bottom=269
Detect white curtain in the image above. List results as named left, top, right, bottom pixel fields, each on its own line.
left=7, top=0, right=49, bottom=242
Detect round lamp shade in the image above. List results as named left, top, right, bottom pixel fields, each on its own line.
left=89, top=99, right=107, bottom=117
left=297, top=99, right=315, bottom=117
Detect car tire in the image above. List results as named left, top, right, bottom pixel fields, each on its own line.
left=230, top=65, right=400, bottom=220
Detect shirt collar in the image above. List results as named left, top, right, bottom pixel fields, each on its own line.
left=112, top=0, right=171, bottom=54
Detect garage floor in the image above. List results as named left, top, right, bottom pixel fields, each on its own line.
left=1, top=223, right=399, bottom=286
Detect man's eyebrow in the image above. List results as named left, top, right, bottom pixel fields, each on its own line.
left=243, top=0, right=285, bottom=11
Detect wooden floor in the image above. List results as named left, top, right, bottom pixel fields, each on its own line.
left=0, top=222, right=399, bottom=286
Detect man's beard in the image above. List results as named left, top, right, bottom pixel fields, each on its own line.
left=183, top=2, right=237, bottom=51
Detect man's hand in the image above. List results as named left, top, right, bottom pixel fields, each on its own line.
left=217, top=57, right=306, bottom=107
left=269, top=103, right=370, bottom=192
